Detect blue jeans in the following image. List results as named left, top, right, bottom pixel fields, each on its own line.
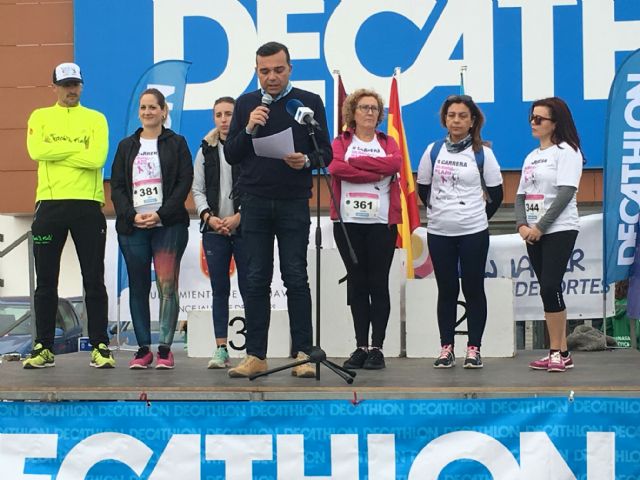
left=118, top=224, right=188, bottom=348
left=241, top=193, right=312, bottom=359
left=202, top=231, right=248, bottom=339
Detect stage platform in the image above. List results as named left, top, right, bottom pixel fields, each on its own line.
left=1, top=349, right=639, bottom=402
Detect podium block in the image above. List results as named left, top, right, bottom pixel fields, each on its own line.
left=187, top=248, right=408, bottom=359
left=308, top=248, right=405, bottom=358
left=187, top=309, right=291, bottom=358
left=406, top=277, right=515, bottom=358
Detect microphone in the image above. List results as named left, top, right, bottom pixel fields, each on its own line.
left=286, top=99, right=321, bottom=129
left=251, top=93, right=273, bottom=137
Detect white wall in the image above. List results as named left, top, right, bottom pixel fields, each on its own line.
left=0, top=215, right=83, bottom=298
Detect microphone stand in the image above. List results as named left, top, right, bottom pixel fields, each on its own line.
left=250, top=122, right=358, bottom=384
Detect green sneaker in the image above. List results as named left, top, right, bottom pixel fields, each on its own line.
left=90, top=343, right=115, bottom=369
left=207, top=345, right=230, bottom=369
left=23, top=343, right=55, bottom=369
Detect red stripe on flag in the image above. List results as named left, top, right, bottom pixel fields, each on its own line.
left=387, top=77, right=420, bottom=278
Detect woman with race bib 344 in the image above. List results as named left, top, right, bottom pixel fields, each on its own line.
left=516, top=97, right=584, bottom=373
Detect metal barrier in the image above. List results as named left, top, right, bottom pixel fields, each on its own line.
left=0, top=231, right=37, bottom=343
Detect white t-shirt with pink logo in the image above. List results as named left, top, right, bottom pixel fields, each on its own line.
left=417, top=144, right=502, bottom=236
left=132, top=138, right=163, bottom=216
left=340, top=135, right=391, bottom=224
left=516, top=142, right=582, bottom=234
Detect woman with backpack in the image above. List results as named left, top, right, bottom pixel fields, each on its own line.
left=416, top=95, right=503, bottom=369
left=329, top=88, right=402, bottom=370
left=516, top=97, right=584, bottom=373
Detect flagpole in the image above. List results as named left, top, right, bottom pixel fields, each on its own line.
left=332, top=69, right=340, bottom=139
left=394, top=67, right=401, bottom=85
left=116, top=251, right=136, bottom=351
left=114, top=252, right=123, bottom=351
left=459, top=65, right=467, bottom=95
left=116, top=284, right=122, bottom=349
left=602, top=287, right=607, bottom=347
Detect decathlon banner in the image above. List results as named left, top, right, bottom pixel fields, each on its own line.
left=74, top=1, right=640, bottom=177
left=603, top=48, right=640, bottom=286
left=1, top=398, right=639, bottom=478
left=411, top=214, right=614, bottom=320
left=487, top=214, right=614, bottom=320
left=124, top=60, right=192, bottom=136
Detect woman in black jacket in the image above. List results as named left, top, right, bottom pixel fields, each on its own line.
left=191, top=96, right=247, bottom=369
left=111, top=88, right=193, bottom=370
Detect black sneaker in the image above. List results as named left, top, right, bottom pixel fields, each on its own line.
left=363, top=348, right=386, bottom=370
left=343, top=348, right=368, bottom=369
left=433, top=344, right=455, bottom=368
left=463, top=346, right=483, bottom=369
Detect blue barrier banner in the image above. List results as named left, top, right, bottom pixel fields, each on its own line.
left=1, top=398, right=639, bottom=479
left=603, top=48, right=640, bottom=285
left=74, top=1, right=640, bottom=177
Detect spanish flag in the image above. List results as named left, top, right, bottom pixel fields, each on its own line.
left=387, top=76, right=420, bottom=278
left=336, top=73, right=348, bottom=133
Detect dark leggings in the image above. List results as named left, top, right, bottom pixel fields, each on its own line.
left=427, top=229, right=489, bottom=348
left=334, top=223, right=397, bottom=349
left=32, top=200, right=109, bottom=350
left=526, top=230, right=578, bottom=313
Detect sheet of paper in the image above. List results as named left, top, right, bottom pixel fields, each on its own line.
left=252, top=127, right=295, bottom=159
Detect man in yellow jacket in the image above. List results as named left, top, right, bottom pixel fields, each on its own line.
left=23, top=62, right=115, bottom=369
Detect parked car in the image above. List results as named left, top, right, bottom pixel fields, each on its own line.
left=0, top=297, right=83, bottom=357
left=68, top=296, right=88, bottom=333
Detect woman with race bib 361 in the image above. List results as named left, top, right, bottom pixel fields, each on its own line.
left=329, top=88, right=402, bottom=371
left=416, top=95, right=503, bottom=369
left=516, top=97, right=584, bottom=373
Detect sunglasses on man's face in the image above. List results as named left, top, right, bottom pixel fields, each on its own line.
left=529, top=114, right=554, bottom=125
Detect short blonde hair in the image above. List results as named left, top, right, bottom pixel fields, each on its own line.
left=342, top=88, right=385, bottom=130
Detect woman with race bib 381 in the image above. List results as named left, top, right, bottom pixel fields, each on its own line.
left=416, top=95, right=503, bottom=369
left=111, top=88, right=193, bottom=370
left=516, top=97, right=584, bottom=373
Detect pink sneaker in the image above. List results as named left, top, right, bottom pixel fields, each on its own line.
left=433, top=344, right=455, bottom=368
left=129, top=348, right=153, bottom=369
left=463, top=346, right=483, bottom=369
left=155, top=347, right=174, bottom=370
left=547, top=351, right=566, bottom=372
left=529, top=353, right=574, bottom=370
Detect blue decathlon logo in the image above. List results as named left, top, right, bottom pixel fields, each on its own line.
left=75, top=1, right=640, bottom=177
